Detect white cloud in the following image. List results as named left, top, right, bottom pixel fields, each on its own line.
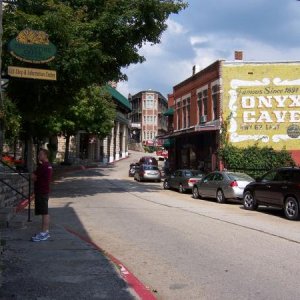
left=118, top=0, right=300, bottom=99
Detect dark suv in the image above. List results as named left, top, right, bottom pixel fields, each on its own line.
left=243, top=167, right=300, bottom=220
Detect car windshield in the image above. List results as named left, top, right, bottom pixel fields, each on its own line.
left=185, top=170, right=204, bottom=177
left=143, top=166, right=159, bottom=171
left=227, top=172, right=253, bottom=181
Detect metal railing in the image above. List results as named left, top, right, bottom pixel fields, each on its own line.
left=0, top=158, right=32, bottom=221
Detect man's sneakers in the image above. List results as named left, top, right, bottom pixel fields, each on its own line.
left=31, top=231, right=50, bottom=242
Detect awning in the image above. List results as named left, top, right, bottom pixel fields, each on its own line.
left=163, top=138, right=175, bottom=148
left=163, top=107, right=174, bottom=116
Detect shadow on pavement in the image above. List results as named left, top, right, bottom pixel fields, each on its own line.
left=0, top=205, right=136, bottom=300
left=51, top=168, right=163, bottom=199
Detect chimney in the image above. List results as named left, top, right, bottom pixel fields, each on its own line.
left=192, top=65, right=196, bottom=75
left=234, top=51, right=243, bottom=61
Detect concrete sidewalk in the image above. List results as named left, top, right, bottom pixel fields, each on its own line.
left=0, top=210, right=137, bottom=300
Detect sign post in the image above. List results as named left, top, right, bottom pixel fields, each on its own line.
left=7, top=28, right=58, bottom=222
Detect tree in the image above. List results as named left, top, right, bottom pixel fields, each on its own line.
left=1, top=0, right=187, bottom=161
left=46, top=85, right=116, bottom=162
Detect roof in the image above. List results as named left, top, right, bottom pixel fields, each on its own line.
left=164, top=107, right=174, bottom=116
left=106, top=85, right=131, bottom=111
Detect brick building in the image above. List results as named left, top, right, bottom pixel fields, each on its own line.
left=164, top=55, right=300, bottom=171
left=129, top=90, right=168, bottom=145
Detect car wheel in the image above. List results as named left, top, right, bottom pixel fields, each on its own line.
left=192, top=186, right=199, bottom=199
left=163, top=180, right=169, bottom=189
left=243, top=191, right=258, bottom=210
left=179, top=184, right=185, bottom=193
left=216, top=189, right=226, bottom=203
left=284, top=197, right=299, bottom=220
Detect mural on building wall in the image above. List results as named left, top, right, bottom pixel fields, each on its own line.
left=222, top=64, right=300, bottom=150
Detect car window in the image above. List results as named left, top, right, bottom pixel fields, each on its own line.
left=191, top=171, right=203, bottom=176
left=292, top=170, right=300, bottom=183
left=227, top=173, right=253, bottom=181
left=213, top=173, right=223, bottom=181
left=261, top=170, right=277, bottom=182
left=275, top=170, right=293, bottom=182
left=144, top=165, right=159, bottom=170
left=185, top=171, right=192, bottom=177
left=203, top=173, right=215, bottom=182
left=175, top=171, right=181, bottom=177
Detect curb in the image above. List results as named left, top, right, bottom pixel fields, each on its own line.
left=65, top=227, right=157, bottom=300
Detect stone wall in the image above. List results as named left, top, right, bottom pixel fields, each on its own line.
left=0, top=172, right=31, bottom=226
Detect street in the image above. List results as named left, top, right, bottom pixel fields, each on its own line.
left=50, top=151, right=300, bottom=300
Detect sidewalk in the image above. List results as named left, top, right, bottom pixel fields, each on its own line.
left=0, top=210, right=138, bottom=300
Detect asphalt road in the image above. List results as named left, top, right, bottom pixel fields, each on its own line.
left=50, top=151, right=300, bottom=300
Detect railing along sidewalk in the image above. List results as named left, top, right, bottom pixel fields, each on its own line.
left=0, top=159, right=32, bottom=223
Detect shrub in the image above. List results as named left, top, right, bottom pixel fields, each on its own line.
left=218, top=145, right=295, bottom=178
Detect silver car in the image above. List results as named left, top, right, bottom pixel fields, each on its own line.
left=192, top=171, right=254, bottom=203
left=134, top=164, right=161, bottom=182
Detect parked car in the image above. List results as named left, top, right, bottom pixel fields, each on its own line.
left=128, top=163, right=140, bottom=177
left=134, top=164, right=161, bottom=182
left=192, top=171, right=254, bottom=203
left=156, top=149, right=168, bottom=161
left=163, top=169, right=205, bottom=193
left=243, top=167, right=300, bottom=220
left=138, top=156, right=158, bottom=166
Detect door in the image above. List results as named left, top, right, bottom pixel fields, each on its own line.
left=265, top=170, right=293, bottom=206
left=169, top=170, right=180, bottom=189
left=254, top=170, right=277, bottom=204
left=199, top=173, right=215, bottom=197
left=211, top=172, right=224, bottom=197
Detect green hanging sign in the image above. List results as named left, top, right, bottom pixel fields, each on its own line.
left=8, top=29, right=57, bottom=64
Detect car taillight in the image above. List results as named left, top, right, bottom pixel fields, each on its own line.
left=188, top=179, right=197, bottom=184
left=230, top=181, right=238, bottom=187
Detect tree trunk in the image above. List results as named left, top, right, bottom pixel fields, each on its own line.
left=64, top=134, right=70, bottom=163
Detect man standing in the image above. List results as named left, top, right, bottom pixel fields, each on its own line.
left=31, top=148, right=53, bottom=242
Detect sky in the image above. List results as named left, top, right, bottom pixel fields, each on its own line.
left=117, top=0, right=300, bottom=99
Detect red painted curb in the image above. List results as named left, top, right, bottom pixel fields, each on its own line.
left=16, top=195, right=34, bottom=213
left=64, top=227, right=157, bottom=300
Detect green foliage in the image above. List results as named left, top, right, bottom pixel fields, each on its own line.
left=218, top=145, right=295, bottom=178
left=144, top=145, right=155, bottom=153
left=218, top=112, right=295, bottom=177
left=1, top=96, right=22, bottom=142
left=2, top=0, right=187, bottom=141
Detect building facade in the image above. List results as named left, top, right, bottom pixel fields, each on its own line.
left=129, top=90, right=168, bottom=145
left=57, top=85, right=131, bottom=164
left=164, top=57, right=300, bottom=171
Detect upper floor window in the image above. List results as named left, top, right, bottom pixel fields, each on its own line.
left=197, top=89, right=208, bottom=123
left=212, top=84, right=219, bottom=120
left=145, top=94, right=155, bottom=109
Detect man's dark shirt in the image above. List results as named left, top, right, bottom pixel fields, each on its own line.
left=34, top=161, right=53, bottom=195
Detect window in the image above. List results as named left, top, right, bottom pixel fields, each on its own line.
left=213, top=173, right=223, bottom=181
left=183, top=107, right=186, bottom=128
left=197, top=90, right=208, bottom=123
left=203, top=89, right=208, bottom=116
left=176, top=102, right=181, bottom=130
left=212, top=84, right=219, bottom=120
left=262, top=171, right=277, bottom=182
left=145, top=94, right=155, bottom=109
left=203, top=173, right=215, bottom=182
left=275, top=170, right=293, bottom=182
